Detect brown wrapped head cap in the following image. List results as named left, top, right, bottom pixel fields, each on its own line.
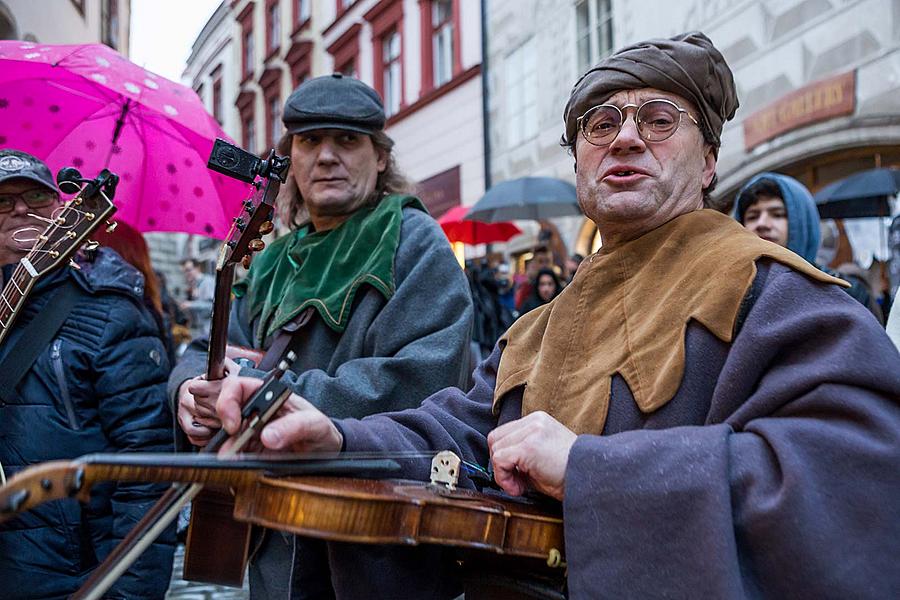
left=563, top=31, right=739, bottom=149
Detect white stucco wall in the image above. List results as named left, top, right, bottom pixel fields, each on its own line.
left=387, top=75, right=485, bottom=205
left=3, top=0, right=130, bottom=53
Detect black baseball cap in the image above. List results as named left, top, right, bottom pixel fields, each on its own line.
left=0, top=149, right=57, bottom=192
left=282, top=73, right=386, bottom=136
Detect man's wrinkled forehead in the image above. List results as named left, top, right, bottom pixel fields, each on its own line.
left=597, top=88, right=701, bottom=118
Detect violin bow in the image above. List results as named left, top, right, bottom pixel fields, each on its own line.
left=69, top=355, right=296, bottom=600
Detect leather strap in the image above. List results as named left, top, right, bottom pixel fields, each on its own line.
left=257, top=307, right=314, bottom=371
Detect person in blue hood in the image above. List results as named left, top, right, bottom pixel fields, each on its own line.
left=735, top=171, right=880, bottom=318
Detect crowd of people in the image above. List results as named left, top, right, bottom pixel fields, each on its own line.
left=0, top=29, right=897, bottom=600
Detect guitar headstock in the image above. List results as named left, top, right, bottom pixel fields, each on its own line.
left=18, top=168, right=118, bottom=279
left=210, top=140, right=290, bottom=271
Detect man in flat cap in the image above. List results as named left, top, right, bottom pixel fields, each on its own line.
left=170, top=74, right=472, bottom=598
left=216, top=34, right=900, bottom=598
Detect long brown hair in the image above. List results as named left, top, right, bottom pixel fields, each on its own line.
left=93, top=221, right=162, bottom=314
left=275, top=130, right=413, bottom=229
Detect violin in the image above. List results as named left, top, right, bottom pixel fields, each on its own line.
left=0, top=451, right=567, bottom=582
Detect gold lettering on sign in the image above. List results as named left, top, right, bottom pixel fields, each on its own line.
left=743, top=71, right=856, bottom=150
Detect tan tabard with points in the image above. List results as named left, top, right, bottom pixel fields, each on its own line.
left=493, top=209, right=846, bottom=434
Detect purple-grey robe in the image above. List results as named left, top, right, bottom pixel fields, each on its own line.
left=332, top=260, right=900, bottom=599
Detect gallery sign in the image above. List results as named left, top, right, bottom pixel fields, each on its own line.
left=417, top=165, right=461, bottom=219
left=743, top=71, right=856, bottom=150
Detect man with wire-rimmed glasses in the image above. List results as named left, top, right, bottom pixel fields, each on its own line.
left=215, top=32, right=900, bottom=599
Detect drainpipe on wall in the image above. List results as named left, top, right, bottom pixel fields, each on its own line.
left=480, top=0, right=492, bottom=191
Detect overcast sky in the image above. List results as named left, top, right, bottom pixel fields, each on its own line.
left=129, top=0, right=223, bottom=84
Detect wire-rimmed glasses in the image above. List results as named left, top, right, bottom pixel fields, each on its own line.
left=577, top=98, right=700, bottom=146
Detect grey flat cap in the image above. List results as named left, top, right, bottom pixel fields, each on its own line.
left=0, top=149, right=56, bottom=191
left=283, top=73, right=386, bottom=136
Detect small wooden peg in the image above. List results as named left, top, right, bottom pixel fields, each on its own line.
left=248, top=239, right=265, bottom=252
left=258, top=221, right=274, bottom=235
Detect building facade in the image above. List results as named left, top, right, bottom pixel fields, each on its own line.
left=317, top=0, right=485, bottom=216
left=486, top=0, right=900, bottom=263
left=484, top=0, right=613, bottom=256
left=186, top=0, right=484, bottom=220
left=0, top=0, right=130, bottom=53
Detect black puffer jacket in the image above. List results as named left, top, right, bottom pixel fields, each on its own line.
left=0, top=249, right=175, bottom=600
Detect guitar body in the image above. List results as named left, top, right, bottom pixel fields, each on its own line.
left=183, top=487, right=251, bottom=586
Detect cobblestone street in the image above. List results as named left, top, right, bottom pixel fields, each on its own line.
left=166, top=545, right=249, bottom=600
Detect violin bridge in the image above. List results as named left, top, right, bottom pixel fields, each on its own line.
left=429, top=450, right=461, bottom=491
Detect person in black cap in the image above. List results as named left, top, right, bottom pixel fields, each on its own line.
left=214, top=33, right=900, bottom=599
left=171, top=75, right=473, bottom=598
left=0, top=149, right=176, bottom=598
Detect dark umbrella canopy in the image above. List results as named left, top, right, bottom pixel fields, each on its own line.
left=813, top=168, right=900, bottom=219
left=465, top=177, right=581, bottom=222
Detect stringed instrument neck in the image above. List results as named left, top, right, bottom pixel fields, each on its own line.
left=0, top=264, right=37, bottom=345
left=0, top=453, right=401, bottom=525
left=205, top=262, right=236, bottom=380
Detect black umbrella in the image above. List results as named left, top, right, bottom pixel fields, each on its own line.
left=465, top=177, right=581, bottom=222
left=813, top=168, right=900, bottom=219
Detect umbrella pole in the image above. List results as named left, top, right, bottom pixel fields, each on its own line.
left=105, top=99, right=131, bottom=167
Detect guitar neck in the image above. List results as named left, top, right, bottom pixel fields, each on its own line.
left=0, top=264, right=38, bottom=346
left=205, top=264, right=236, bottom=380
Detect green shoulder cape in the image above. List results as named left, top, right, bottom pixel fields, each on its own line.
left=234, top=194, right=428, bottom=346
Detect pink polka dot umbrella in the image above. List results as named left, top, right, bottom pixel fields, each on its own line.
left=0, top=41, right=251, bottom=238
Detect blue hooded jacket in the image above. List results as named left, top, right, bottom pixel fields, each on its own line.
left=735, top=172, right=879, bottom=318
left=734, top=172, right=821, bottom=263
left=0, top=248, right=175, bottom=599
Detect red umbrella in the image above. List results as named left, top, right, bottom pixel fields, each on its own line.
left=437, top=205, right=521, bottom=245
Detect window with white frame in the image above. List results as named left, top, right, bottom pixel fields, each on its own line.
left=576, top=0, right=612, bottom=75
left=244, top=117, right=256, bottom=154
left=298, top=0, right=310, bottom=21
left=268, top=2, right=281, bottom=51
left=505, top=37, right=538, bottom=148
left=269, top=95, right=282, bottom=147
left=383, top=30, right=402, bottom=116
left=432, top=0, right=454, bottom=87
left=244, top=29, right=254, bottom=75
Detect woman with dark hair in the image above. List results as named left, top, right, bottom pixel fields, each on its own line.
left=519, top=268, right=563, bottom=314
left=93, top=221, right=176, bottom=363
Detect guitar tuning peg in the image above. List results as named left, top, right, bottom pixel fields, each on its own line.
left=68, top=259, right=81, bottom=271
left=106, top=221, right=118, bottom=233
left=277, top=350, right=298, bottom=371
left=248, top=239, right=265, bottom=252
left=241, top=255, right=252, bottom=269
left=258, top=221, right=274, bottom=235
left=84, top=240, right=100, bottom=251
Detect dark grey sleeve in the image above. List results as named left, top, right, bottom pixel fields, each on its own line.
left=337, top=344, right=502, bottom=483
left=287, top=209, right=474, bottom=418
